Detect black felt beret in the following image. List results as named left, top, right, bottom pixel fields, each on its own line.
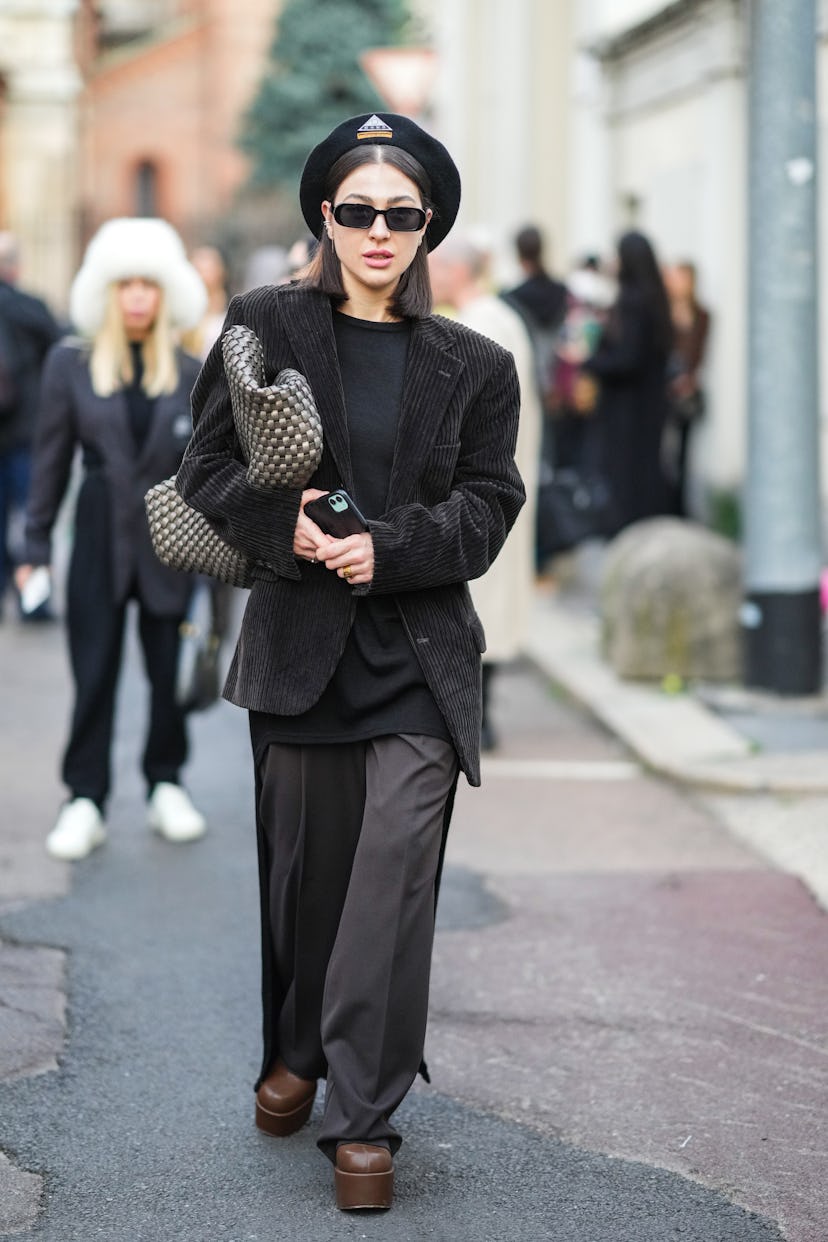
left=299, top=112, right=461, bottom=251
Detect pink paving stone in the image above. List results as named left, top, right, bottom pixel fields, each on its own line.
left=429, top=869, right=828, bottom=1242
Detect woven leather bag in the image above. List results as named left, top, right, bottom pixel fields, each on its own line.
left=145, top=325, right=323, bottom=587
left=223, top=326, right=323, bottom=488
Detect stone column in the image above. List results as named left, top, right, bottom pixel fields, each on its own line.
left=0, top=2, right=83, bottom=311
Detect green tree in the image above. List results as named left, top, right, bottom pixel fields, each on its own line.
left=240, top=0, right=413, bottom=192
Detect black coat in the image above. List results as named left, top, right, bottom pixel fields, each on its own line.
left=0, top=280, right=61, bottom=454
left=504, top=272, right=568, bottom=332
left=585, top=292, right=671, bottom=534
left=25, top=340, right=200, bottom=616
left=177, top=284, right=525, bottom=785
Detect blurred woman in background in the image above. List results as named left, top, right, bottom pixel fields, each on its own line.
left=583, top=230, right=674, bottom=534
left=664, top=260, right=711, bottom=517
left=16, top=217, right=207, bottom=860
left=185, top=244, right=231, bottom=361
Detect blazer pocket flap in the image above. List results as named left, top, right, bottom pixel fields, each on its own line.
left=469, top=613, right=487, bottom=653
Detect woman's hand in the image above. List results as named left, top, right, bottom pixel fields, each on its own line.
left=294, top=489, right=334, bottom=564
left=317, top=531, right=374, bottom=586
left=14, top=565, right=34, bottom=591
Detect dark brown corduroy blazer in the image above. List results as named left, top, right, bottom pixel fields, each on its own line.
left=177, top=284, right=524, bottom=784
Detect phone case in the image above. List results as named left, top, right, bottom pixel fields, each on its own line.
left=304, top=490, right=368, bottom=538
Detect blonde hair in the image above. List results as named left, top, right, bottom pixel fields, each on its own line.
left=90, top=284, right=178, bottom=398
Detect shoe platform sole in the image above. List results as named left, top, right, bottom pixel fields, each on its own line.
left=254, top=1091, right=314, bottom=1137
left=335, top=1166, right=394, bottom=1211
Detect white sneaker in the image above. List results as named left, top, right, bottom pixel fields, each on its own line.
left=46, top=798, right=106, bottom=861
left=148, top=782, right=206, bottom=843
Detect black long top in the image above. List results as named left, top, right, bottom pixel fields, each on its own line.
left=249, top=312, right=450, bottom=756
left=125, top=342, right=155, bottom=452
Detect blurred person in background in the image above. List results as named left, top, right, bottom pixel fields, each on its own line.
left=430, top=233, right=541, bottom=750
left=185, top=244, right=231, bottom=360
left=503, top=224, right=568, bottom=357
left=0, top=232, right=61, bottom=621
left=582, top=230, right=673, bottom=534
left=663, top=260, right=711, bottom=517
left=502, top=225, right=567, bottom=461
left=15, top=218, right=208, bottom=861
left=566, top=254, right=615, bottom=313
left=177, top=112, right=523, bottom=1211
left=242, top=244, right=290, bottom=292
left=285, top=234, right=318, bottom=281
left=547, top=254, right=614, bottom=474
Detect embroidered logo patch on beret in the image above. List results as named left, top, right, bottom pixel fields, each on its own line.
left=300, top=112, right=461, bottom=250
left=357, top=115, right=393, bottom=140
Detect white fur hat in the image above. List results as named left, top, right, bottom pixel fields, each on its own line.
left=70, top=217, right=207, bottom=337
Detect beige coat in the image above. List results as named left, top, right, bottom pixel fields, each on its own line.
left=459, top=295, right=540, bottom=661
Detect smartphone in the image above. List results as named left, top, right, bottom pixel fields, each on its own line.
left=304, top=489, right=368, bottom=538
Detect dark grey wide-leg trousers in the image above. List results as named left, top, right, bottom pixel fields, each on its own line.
left=258, top=733, right=458, bottom=1160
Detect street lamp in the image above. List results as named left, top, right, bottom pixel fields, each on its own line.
left=359, top=46, right=438, bottom=120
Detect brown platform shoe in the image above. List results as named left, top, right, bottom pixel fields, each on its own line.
left=254, top=1060, right=316, bottom=1137
left=334, top=1143, right=394, bottom=1211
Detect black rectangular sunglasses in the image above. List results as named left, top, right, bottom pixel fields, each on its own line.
left=332, top=203, right=427, bottom=232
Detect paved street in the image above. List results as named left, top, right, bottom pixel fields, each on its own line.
left=0, top=600, right=826, bottom=1241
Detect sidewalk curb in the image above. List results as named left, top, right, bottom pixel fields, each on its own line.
left=526, top=598, right=828, bottom=797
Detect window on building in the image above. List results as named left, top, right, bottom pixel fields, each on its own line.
left=98, top=1, right=180, bottom=48
left=135, top=160, right=159, bottom=216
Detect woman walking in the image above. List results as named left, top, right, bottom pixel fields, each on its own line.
left=177, top=113, right=524, bottom=1210
left=16, top=218, right=208, bottom=860
left=584, top=230, right=674, bottom=534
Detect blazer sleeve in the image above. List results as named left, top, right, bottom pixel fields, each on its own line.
left=176, top=296, right=303, bottom=582
left=24, top=343, right=79, bottom=567
left=363, top=351, right=525, bottom=596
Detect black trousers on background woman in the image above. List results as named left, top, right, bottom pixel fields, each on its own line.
left=256, top=733, right=458, bottom=1160
left=62, top=476, right=188, bottom=808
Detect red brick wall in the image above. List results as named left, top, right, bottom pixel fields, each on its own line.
left=81, top=0, right=278, bottom=246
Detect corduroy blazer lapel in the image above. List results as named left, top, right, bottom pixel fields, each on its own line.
left=279, top=289, right=354, bottom=493
left=387, top=315, right=465, bottom=508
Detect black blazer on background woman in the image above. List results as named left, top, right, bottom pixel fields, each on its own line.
left=177, top=284, right=525, bottom=785
left=25, top=340, right=201, bottom=616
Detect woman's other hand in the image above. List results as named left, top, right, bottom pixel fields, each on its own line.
left=317, top=531, right=374, bottom=586
left=294, top=490, right=333, bottom=564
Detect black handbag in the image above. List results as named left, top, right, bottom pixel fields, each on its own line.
left=536, top=462, right=616, bottom=562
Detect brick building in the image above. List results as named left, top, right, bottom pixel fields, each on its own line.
left=80, top=0, right=280, bottom=257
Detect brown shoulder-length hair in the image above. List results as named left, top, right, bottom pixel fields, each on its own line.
left=299, top=145, right=434, bottom=319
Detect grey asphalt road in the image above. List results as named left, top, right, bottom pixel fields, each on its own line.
left=0, top=607, right=822, bottom=1241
